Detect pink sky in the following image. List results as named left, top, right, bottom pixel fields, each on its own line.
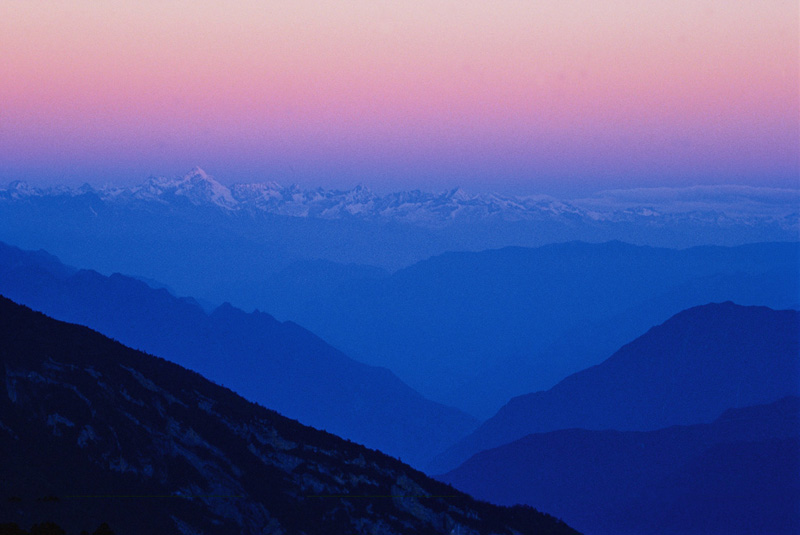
left=0, top=1, right=797, bottom=193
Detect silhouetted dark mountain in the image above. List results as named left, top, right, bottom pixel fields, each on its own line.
left=0, top=242, right=476, bottom=469
left=0, top=296, right=577, bottom=535
left=288, top=241, right=799, bottom=416
left=430, top=302, right=800, bottom=473
left=439, top=397, right=800, bottom=535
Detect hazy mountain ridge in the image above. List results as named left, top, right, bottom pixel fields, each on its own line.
left=430, top=302, right=800, bottom=473
left=0, top=241, right=477, bottom=470
left=0, top=295, right=577, bottom=535
left=439, top=397, right=800, bottom=535
left=284, top=242, right=799, bottom=417
left=3, top=167, right=797, bottom=230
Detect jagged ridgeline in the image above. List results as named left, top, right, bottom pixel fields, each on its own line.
left=0, top=296, right=578, bottom=535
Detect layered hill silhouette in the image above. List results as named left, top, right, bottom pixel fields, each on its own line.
left=286, top=241, right=799, bottom=416
left=0, top=241, right=476, bottom=469
left=1, top=178, right=796, bottom=419
left=0, top=295, right=577, bottom=535
left=430, top=302, right=800, bottom=473
left=439, top=397, right=800, bottom=535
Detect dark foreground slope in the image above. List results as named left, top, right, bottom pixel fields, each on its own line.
left=431, top=302, right=800, bottom=473
left=0, top=296, right=577, bottom=535
left=0, top=241, right=477, bottom=469
left=439, top=397, right=800, bottom=535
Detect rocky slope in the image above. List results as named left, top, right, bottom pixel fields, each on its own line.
left=0, top=295, right=577, bottom=535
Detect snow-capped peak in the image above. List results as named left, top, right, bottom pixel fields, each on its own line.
left=133, top=167, right=238, bottom=208
left=446, top=187, right=472, bottom=202
left=1, top=180, right=39, bottom=199
left=186, top=166, right=210, bottom=180
left=179, top=168, right=237, bottom=208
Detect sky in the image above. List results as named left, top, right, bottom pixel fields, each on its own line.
left=0, top=1, right=797, bottom=195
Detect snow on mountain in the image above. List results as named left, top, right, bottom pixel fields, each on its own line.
left=1, top=169, right=797, bottom=230
left=230, top=181, right=284, bottom=203
left=131, top=167, right=239, bottom=208
left=1, top=181, right=39, bottom=200
left=573, top=185, right=800, bottom=224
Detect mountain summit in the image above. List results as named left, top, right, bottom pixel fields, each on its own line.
left=134, top=167, right=238, bottom=208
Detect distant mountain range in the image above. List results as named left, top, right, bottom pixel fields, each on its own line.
left=1, top=168, right=796, bottom=315
left=0, top=241, right=477, bottom=470
left=3, top=167, right=797, bottom=230
left=439, top=397, right=800, bottom=535
left=430, top=302, right=800, bottom=473
left=0, top=295, right=577, bottom=535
